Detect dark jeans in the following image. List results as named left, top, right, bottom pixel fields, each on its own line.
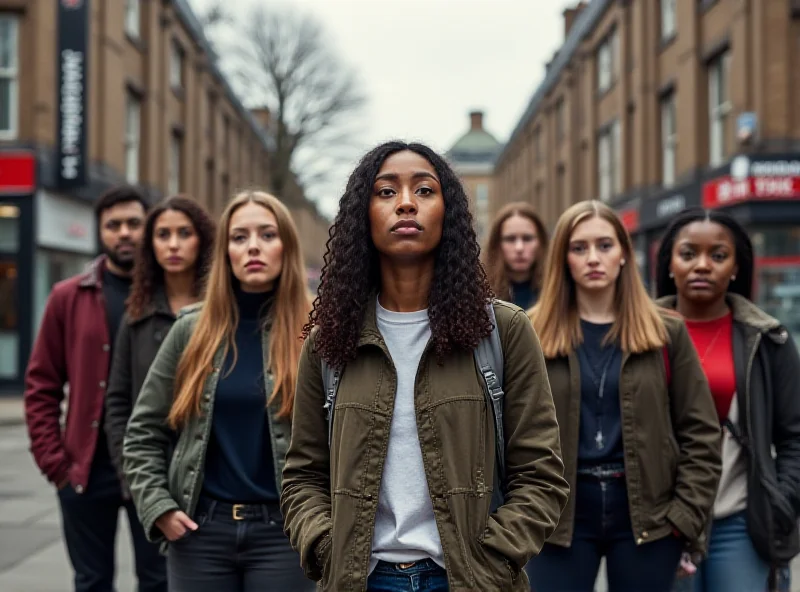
left=58, top=460, right=167, bottom=592
left=367, top=559, right=449, bottom=592
left=526, top=471, right=683, bottom=592
left=167, top=496, right=314, bottom=592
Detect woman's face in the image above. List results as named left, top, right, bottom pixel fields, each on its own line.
left=227, top=202, right=284, bottom=293
left=152, top=209, right=200, bottom=276
left=369, top=150, right=445, bottom=263
left=500, top=214, right=540, bottom=275
left=670, top=220, right=737, bottom=305
left=566, top=215, right=625, bottom=293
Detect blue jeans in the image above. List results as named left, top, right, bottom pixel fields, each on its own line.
left=690, top=511, right=770, bottom=592
left=367, top=559, right=448, bottom=592
left=526, top=472, right=683, bottom=592
left=167, top=496, right=313, bottom=592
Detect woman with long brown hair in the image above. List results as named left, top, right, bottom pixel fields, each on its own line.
left=106, top=195, right=215, bottom=491
left=526, top=200, right=722, bottom=592
left=122, top=191, right=313, bottom=591
left=483, top=201, right=548, bottom=309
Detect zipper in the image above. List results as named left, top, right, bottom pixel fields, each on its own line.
left=743, top=332, right=760, bottom=459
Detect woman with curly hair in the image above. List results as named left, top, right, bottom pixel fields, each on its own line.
left=106, top=195, right=215, bottom=486
left=483, top=201, right=549, bottom=310
left=281, top=141, right=569, bottom=592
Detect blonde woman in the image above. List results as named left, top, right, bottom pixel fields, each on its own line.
left=483, top=202, right=549, bottom=310
left=123, top=191, right=313, bottom=591
left=526, top=200, right=722, bottom=592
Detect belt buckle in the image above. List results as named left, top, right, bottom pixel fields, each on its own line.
left=397, top=562, right=417, bottom=570
left=232, top=504, right=245, bottom=521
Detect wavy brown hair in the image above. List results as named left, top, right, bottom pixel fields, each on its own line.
left=529, top=200, right=667, bottom=358
left=304, top=141, right=494, bottom=369
left=167, top=191, right=311, bottom=427
left=126, top=195, right=216, bottom=321
left=483, top=201, right=549, bottom=301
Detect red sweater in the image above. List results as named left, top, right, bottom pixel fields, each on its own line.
left=684, top=312, right=736, bottom=422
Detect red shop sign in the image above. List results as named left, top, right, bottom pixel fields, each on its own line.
left=619, top=208, right=639, bottom=233
left=0, top=151, right=36, bottom=194
left=702, top=175, right=800, bottom=209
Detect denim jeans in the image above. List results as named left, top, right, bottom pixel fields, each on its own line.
left=689, top=511, right=770, bottom=592
left=367, top=559, right=448, bottom=592
left=167, top=496, right=314, bottom=592
left=58, top=460, right=167, bottom=592
left=526, top=472, right=683, bottom=592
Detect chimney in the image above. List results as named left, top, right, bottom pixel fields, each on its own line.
left=563, top=1, right=587, bottom=37
left=470, top=110, right=484, bottom=131
left=250, top=107, right=271, bottom=130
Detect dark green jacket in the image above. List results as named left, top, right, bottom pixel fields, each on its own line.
left=281, top=300, right=570, bottom=592
left=543, top=312, right=722, bottom=551
left=123, top=303, right=291, bottom=549
left=106, top=289, right=176, bottom=494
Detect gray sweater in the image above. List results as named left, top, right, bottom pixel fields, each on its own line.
left=370, top=300, right=444, bottom=573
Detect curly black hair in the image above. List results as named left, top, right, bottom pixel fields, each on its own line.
left=305, top=141, right=494, bottom=368
left=127, top=195, right=216, bottom=321
left=655, top=207, right=754, bottom=300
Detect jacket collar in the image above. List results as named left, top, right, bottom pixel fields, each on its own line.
left=77, top=255, right=107, bottom=289
left=129, top=287, right=174, bottom=325
left=656, top=293, right=781, bottom=334
left=357, top=295, right=384, bottom=347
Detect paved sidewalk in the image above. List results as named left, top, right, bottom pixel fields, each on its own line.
left=0, top=422, right=136, bottom=591
left=0, top=396, right=24, bottom=427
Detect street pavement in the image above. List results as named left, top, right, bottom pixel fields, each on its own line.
left=0, top=398, right=799, bottom=591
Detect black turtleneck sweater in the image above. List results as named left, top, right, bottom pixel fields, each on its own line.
left=202, top=286, right=277, bottom=503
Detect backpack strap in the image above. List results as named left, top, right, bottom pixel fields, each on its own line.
left=321, top=360, right=340, bottom=448
left=474, top=302, right=506, bottom=510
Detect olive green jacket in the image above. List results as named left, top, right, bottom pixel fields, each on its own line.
left=544, top=312, right=722, bottom=551
left=281, top=299, right=570, bottom=591
left=122, top=304, right=291, bottom=549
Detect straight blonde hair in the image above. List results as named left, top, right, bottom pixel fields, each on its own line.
left=167, top=191, right=311, bottom=428
left=529, top=200, right=667, bottom=358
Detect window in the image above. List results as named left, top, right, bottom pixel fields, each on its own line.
left=169, top=134, right=182, bottom=195
left=124, top=0, right=140, bottom=38
left=170, top=42, right=184, bottom=90
left=708, top=51, right=731, bottom=166
left=124, top=94, right=141, bottom=184
left=0, top=16, right=18, bottom=140
left=661, top=0, right=677, bottom=40
left=661, top=94, right=677, bottom=187
left=597, top=29, right=618, bottom=93
left=598, top=121, right=620, bottom=201
left=555, top=98, right=565, bottom=144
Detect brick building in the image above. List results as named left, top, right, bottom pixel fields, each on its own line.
left=446, top=111, right=502, bottom=243
left=493, top=0, right=800, bottom=344
left=0, top=0, right=330, bottom=392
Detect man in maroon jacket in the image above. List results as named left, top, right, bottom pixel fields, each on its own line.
left=24, top=186, right=166, bottom=592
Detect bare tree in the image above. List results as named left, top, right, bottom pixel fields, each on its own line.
left=228, top=4, right=367, bottom=199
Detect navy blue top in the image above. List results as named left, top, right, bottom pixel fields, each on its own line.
left=577, top=319, right=624, bottom=467
left=509, top=280, right=538, bottom=310
left=202, top=285, right=278, bottom=503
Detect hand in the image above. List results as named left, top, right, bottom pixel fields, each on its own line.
left=155, top=510, right=198, bottom=542
left=676, top=552, right=697, bottom=578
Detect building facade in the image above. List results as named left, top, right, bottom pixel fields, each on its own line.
left=0, top=0, right=329, bottom=393
left=447, top=111, right=502, bottom=243
left=493, top=0, right=800, bottom=345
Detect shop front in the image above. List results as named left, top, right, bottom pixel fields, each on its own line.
left=0, top=151, right=37, bottom=393
left=618, top=153, right=800, bottom=347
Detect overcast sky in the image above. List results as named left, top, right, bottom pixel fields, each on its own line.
left=190, top=0, right=572, bottom=217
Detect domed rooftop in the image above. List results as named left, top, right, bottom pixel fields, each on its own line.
left=447, top=111, right=502, bottom=164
